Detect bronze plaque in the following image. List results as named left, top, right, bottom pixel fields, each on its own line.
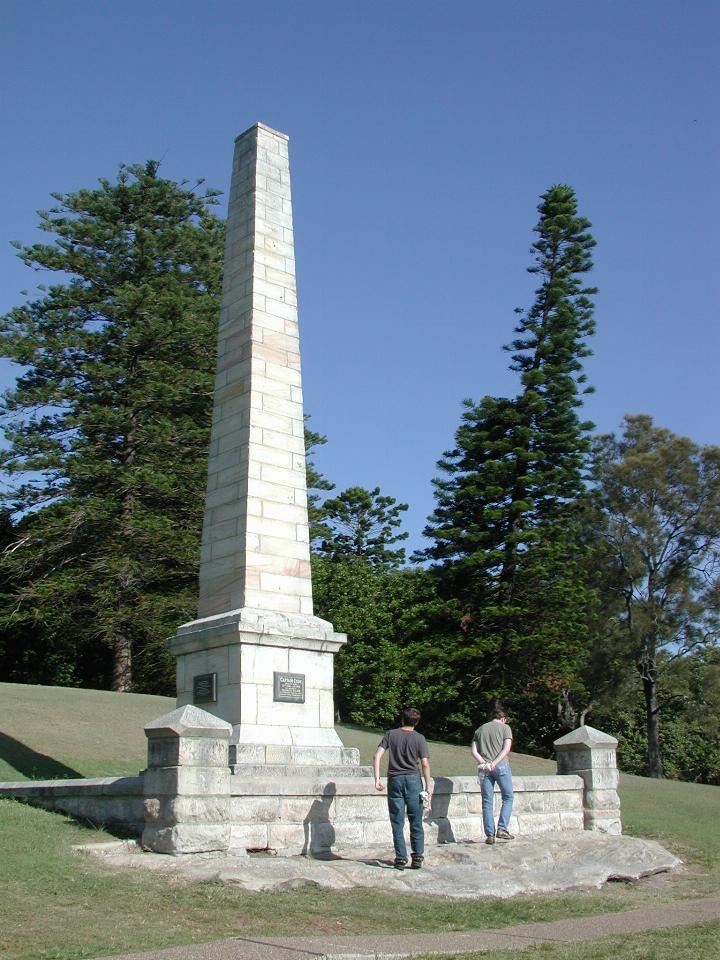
left=273, top=672, right=305, bottom=703
left=193, top=672, right=217, bottom=704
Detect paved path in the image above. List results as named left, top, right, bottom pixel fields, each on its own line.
left=95, top=897, right=720, bottom=960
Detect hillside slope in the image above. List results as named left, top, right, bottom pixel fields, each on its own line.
left=0, top=681, right=555, bottom=780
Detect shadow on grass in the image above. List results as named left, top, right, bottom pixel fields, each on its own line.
left=0, top=732, right=84, bottom=779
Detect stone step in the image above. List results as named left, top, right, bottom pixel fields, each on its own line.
left=229, top=763, right=374, bottom=780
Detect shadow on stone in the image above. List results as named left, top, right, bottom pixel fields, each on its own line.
left=427, top=776, right=456, bottom=843
left=302, top=782, right=337, bottom=856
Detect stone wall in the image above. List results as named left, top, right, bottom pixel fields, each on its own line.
left=227, top=775, right=584, bottom=855
left=0, top=772, right=584, bottom=853
left=0, top=776, right=144, bottom=834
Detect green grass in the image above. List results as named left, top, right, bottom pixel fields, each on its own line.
left=421, top=921, right=720, bottom=960
left=0, top=682, right=556, bottom=781
left=1, top=682, right=719, bottom=960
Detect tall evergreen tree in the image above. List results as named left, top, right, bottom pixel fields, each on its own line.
left=317, top=485, right=409, bottom=570
left=0, top=163, right=224, bottom=692
left=304, top=419, right=335, bottom=548
left=420, top=185, right=598, bottom=747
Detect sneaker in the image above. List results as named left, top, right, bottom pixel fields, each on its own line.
left=496, top=829, right=515, bottom=840
left=393, top=857, right=408, bottom=870
left=485, top=835, right=495, bottom=845
left=410, top=855, right=424, bottom=869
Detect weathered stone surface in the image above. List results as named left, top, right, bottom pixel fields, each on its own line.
left=585, top=787, right=621, bottom=810
left=554, top=726, right=622, bottom=833
left=82, top=834, right=681, bottom=898
left=144, top=705, right=232, bottom=741
left=141, top=823, right=231, bottom=855
left=585, top=814, right=622, bottom=835
left=230, top=795, right=281, bottom=822
left=143, top=766, right=230, bottom=797
left=229, top=822, right=270, bottom=850
left=148, top=737, right=229, bottom=769
left=143, top=796, right=231, bottom=825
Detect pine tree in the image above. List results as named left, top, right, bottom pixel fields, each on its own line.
left=317, top=485, right=409, bottom=570
left=420, top=185, right=598, bottom=747
left=304, top=419, right=335, bottom=548
left=0, top=163, right=224, bottom=692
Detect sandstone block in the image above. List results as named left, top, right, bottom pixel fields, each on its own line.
left=427, top=817, right=461, bottom=845
left=267, top=821, right=309, bottom=851
left=330, top=820, right=365, bottom=850
left=143, top=766, right=230, bottom=797
left=230, top=795, right=281, bottom=822
left=229, top=742, right=265, bottom=764
left=147, top=737, right=229, bottom=770
left=560, top=810, right=585, bottom=830
left=333, top=795, right=386, bottom=821
left=229, top=822, right=271, bottom=850
left=142, top=823, right=231, bottom=855
left=584, top=788, right=621, bottom=811
left=143, top=795, right=230, bottom=825
left=586, top=815, right=622, bottom=835
left=516, top=812, right=563, bottom=835
left=278, top=795, right=336, bottom=822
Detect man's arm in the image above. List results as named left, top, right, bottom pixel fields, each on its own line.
left=487, top=738, right=512, bottom=771
left=471, top=739, right=487, bottom=765
left=373, top=746, right=385, bottom=791
left=421, top=756, right=432, bottom=795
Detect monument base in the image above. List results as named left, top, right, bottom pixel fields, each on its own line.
left=166, top=607, right=357, bottom=769
left=230, top=734, right=362, bottom=775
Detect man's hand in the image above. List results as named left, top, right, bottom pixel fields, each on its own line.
left=375, top=778, right=384, bottom=792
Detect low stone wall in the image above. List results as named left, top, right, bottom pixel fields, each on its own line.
left=0, top=716, right=622, bottom=853
left=228, top=774, right=585, bottom=855
left=0, top=772, right=583, bottom=852
left=0, top=776, right=144, bottom=835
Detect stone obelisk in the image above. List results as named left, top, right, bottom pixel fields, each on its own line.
left=166, top=123, right=358, bottom=772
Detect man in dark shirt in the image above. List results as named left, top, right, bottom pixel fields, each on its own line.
left=373, top=707, right=432, bottom=870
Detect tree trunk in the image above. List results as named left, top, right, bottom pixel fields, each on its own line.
left=112, top=633, right=132, bottom=692
left=112, top=415, right=138, bottom=692
left=642, top=669, right=663, bottom=778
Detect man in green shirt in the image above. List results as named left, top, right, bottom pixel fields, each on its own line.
left=471, top=703, right=514, bottom=844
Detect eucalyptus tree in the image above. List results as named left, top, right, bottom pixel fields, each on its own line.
left=594, top=415, right=720, bottom=777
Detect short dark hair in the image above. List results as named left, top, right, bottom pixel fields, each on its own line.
left=488, top=700, right=507, bottom=720
left=401, top=707, right=421, bottom=726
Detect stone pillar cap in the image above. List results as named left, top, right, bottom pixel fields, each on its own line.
left=235, top=122, right=289, bottom=142
left=144, top=705, right=232, bottom=740
left=554, top=724, right=618, bottom=749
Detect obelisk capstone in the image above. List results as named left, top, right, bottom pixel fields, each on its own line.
left=166, top=123, right=358, bottom=771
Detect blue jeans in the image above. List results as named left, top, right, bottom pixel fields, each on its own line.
left=481, top=762, right=513, bottom=836
left=387, top=774, right=424, bottom=861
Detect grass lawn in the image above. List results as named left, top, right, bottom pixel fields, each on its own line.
left=1, top=682, right=718, bottom=960
left=423, top=921, right=720, bottom=960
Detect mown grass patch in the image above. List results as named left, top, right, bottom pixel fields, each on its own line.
left=1, top=682, right=718, bottom=959
left=425, top=920, right=720, bottom=960
left=0, top=682, right=555, bottom=781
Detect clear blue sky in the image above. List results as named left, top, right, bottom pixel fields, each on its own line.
left=2, top=1, right=718, bottom=553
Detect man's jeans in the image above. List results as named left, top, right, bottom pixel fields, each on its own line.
left=387, top=774, right=424, bottom=861
left=480, top=762, right=513, bottom=836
